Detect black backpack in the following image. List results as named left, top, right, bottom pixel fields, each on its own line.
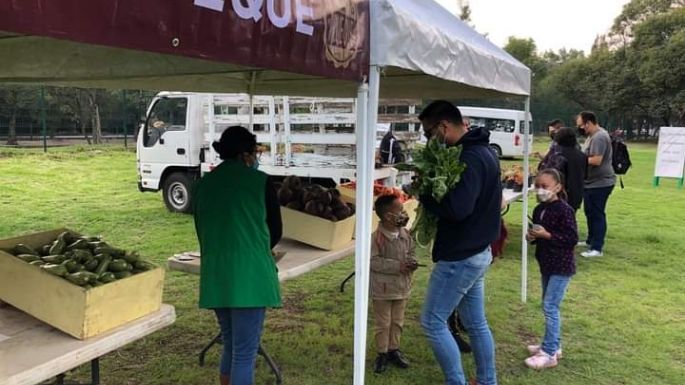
left=611, top=137, right=631, bottom=188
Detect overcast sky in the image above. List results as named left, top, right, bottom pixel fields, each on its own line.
left=434, top=0, right=631, bottom=53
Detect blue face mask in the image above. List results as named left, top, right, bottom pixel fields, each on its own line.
left=251, top=158, right=260, bottom=170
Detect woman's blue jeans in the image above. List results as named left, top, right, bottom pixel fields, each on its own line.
left=214, top=307, right=266, bottom=385
left=421, top=248, right=497, bottom=385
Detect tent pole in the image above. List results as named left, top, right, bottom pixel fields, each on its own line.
left=122, top=90, right=128, bottom=148
left=208, top=94, right=217, bottom=167
left=353, top=65, right=379, bottom=385
left=248, top=71, right=257, bottom=132
left=249, top=94, right=255, bottom=132
left=40, top=86, right=47, bottom=153
left=521, top=97, right=531, bottom=303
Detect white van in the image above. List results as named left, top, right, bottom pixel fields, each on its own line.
left=459, top=106, right=533, bottom=158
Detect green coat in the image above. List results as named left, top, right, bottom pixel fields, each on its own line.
left=193, top=160, right=281, bottom=309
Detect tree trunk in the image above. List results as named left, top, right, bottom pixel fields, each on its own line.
left=93, top=103, right=102, bottom=144
left=76, top=90, right=91, bottom=144
left=87, top=91, right=103, bottom=144
left=6, top=110, right=18, bottom=145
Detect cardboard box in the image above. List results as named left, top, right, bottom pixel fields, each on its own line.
left=0, top=229, right=164, bottom=340
left=281, top=207, right=355, bottom=251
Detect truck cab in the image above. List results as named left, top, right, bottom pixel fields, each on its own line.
left=137, top=93, right=205, bottom=212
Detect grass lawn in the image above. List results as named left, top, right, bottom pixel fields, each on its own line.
left=1, top=141, right=684, bottom=385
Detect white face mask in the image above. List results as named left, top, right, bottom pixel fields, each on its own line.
left=536, top=188, right=555, bottom=203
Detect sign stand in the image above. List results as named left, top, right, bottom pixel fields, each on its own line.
left=653, top=176, right=685, bottom=188
left=654, top=127, right=685, bottom=189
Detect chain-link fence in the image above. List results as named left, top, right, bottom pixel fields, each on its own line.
left=0, top=87, right=158, bottom=149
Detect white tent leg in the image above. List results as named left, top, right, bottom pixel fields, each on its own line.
left=521, top=97, right=531, bottom=303
left=207, top=94, right=217, bottom=168
left=249, top=93, right=254, bottom=132
left=353, top=65, right=379, bottom=385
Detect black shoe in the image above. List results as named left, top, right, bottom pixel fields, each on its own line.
left=373, top=353, right=388, bottom=374
left=453, top=332, right=472, bottom=353
left=387, top=349, right=410, bottom=369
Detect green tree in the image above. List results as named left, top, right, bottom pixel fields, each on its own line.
left=504, top=37, right=548, bottom=79
left=612, top=0, right=684, bottom=39
left=631, top=8, right=685, bottom=125
left=459, top=4, right=472, bottom=22
left=0, top=86, right=37, bottom=145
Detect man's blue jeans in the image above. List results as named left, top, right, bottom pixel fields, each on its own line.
left=214, top=307, right=266, bottom=385
left=583, top=185, right=614, bottom=252
left=421, top=248, right=496, bottom=385
left=541, top=275, right=571, bottom=356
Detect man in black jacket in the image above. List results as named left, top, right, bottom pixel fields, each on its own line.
left=418, top=101, right=500, bottom=385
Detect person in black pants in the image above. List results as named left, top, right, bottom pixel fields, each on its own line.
left=576, top=112, right=616, bottom=258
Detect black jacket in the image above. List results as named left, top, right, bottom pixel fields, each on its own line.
left=546, top=147, right=587, bottom=210
left=421, top=128, right=502, bottom=262
left=380, top=131, right=405, bottom=164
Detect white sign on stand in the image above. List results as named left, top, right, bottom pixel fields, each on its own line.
left=654, top=127, right=685, bottom=179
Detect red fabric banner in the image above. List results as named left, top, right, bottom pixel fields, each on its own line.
left=0, top=0, right=370, bottom=81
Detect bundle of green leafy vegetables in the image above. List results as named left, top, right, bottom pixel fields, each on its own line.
left=395, top=139, right=467, bottom=247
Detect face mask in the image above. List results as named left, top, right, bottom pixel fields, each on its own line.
left=251, top=158, right=260, bottom=170
left=388, top=211, right=410, bottom=228
left=536, top=188, right=555, bottom=203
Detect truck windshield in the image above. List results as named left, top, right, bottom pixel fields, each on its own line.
left=144, top=97, right=188, bottom=147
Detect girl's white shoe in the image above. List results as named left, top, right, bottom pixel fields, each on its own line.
left=526, top=345, right=562, bottom=359
left=525, top=351, right=558, bottom=369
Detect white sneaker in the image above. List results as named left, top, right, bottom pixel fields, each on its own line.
left=525, top=351, right=558, bottom=369
left=581, top=250, right=603, bottom=258
left=576, top=241, right=587, bottom=247
left=526, top=345, right=563, bottom=359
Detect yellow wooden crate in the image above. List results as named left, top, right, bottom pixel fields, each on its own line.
left=338, top=187, right=419, bottom=235
left=281, top=207, right=355, bottom=251
left=0, top=229, right=164, bottom=340
left=338, top=185, right=358, bottom=203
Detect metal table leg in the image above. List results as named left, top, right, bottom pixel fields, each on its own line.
left=90, top=359, right=100, bottom=385
left=47, top=358, right=100, bottom=385
left=258, top=345, right=283, bottom=385
left=198, top=332, right=222, bottom=367
left=199, top=332, right=282, bottom=384
left=339, top=271, right=355, bottom=293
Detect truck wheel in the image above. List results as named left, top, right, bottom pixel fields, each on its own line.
left=162, top=172, right=193, bottom=213
left=490, top=144, right=502, bottom=158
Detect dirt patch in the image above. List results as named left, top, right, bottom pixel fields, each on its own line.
left=515, top=323, right=538, bottom=343
left=265, top=291, right=307, bottom=333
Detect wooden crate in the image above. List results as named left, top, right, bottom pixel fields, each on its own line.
left=338, top=185, right=358, bottom=203
left=338, top=187, right=419, bottom=234
left=281, top=207, right=355, bottom=251
left=0, top=229, right=164, bottom=340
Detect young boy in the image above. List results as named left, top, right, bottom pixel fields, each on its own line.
left=370, top=194, right=418, bottom=374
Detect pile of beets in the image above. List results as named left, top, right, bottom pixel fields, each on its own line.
left=276, top=176, right=355, bottom=222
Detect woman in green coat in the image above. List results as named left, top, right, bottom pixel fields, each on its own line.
left=193, top=126, right=282, bottom=385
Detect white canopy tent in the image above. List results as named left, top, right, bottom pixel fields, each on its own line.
left=0, top=1, right=531, bottom=384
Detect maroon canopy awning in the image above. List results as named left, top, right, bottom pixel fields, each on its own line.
left=0, top=0, right=369, bottom=82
